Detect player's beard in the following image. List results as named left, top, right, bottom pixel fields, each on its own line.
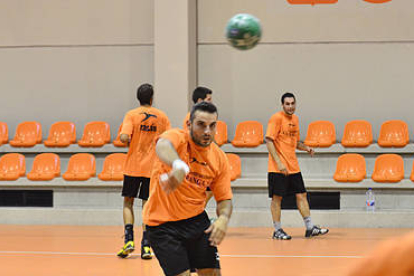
left=190, top=129, right=213, bottom=147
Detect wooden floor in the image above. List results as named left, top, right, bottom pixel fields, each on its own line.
left=0, top=225, right=411, bottom=276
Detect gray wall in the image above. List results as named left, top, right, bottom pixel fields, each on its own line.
left=0, top=0, right=154, bottom=140
left=198, top=0, right=414, bottom=141
left=1, top=0, right=414, bottom=142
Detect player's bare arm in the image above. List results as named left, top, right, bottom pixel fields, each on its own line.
left=265, top=137, right=288, bottom=175
left=296, top=141, right=314, bottom=156
left=156, top=138, right=189, bottom=194
left=205, top=199, right=233, bottom=246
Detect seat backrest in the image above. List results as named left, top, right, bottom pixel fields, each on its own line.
left=81, top=121, right=110, bottom=143
left=14, top=121, right=42, bottom=143
left=334, top=153, right=366, bottom=181
left=0, top=122, right=8, bottom=144
left=47, top=121, right=76, bottom=144
left=0, top=153, right=26, bottom=175
left=305, top=120, right=336, bottom=146
left=31, top=153, right=60, bottom=175
left=66, top=153, right=96, bottom=174
left=215, top=121, right=228, bottom=146
left=341, top=120, right=373, bottom=147
left=234, top=121, right=264, bottom=143
left=102, top=153, right=127, bottom=173
left=378, top=120, right=409, bottom=147
left=226, top=153, right=241, bottom=180
left=373, top=154, right=404, bottom=175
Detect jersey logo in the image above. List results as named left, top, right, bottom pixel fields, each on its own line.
left=141, top=112, right=157, bottom=122
left=190, top=157, right=207, bottom=166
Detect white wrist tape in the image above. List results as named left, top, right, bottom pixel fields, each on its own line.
left=160, top=173, right=169, bottom=183
left=172, top=159, right=189, bottom=174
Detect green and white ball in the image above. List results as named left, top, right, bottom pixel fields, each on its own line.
left=225, top=13, right=262, bottom=50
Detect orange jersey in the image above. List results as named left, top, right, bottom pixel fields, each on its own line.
left=182, top=112, right=190, bottom=131
left=121, top=106, right=170, bottom=177
left=266, top=111, right=300, bottom=174
left=348, top=231, right=414, bottom=276
left=143, top=129, right=233, bottom=226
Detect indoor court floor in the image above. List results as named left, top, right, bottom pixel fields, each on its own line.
left=0, top=225, right=411, bottom=276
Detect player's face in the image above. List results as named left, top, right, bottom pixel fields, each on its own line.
left=189, top=111, right=217, bottom=147
left=282, top=97, right=296, bottom=115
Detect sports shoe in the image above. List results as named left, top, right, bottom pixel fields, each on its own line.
left=305, top=226, right=329, bottom=238
left=272, top=228, right=292, bottom=240
left=117, top=241, right=135, bottom=258
left=141, top=243, right=152, bottom=260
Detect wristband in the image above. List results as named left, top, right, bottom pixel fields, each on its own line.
left=172, top=159, right=189, bottom=174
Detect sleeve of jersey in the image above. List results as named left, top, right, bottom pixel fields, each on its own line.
left=121, top=112, right=133, bottom=135
left=296, top=117, right=300, bottom=141
left=265, top=114, right=281, bottom=140
left=210, top=152, right=233, bottom=202
left=158, top=129, right=185, bottom=150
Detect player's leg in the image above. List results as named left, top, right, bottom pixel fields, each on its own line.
left=197, top=268, right=221, bottom=276
left=117, top=175, right=139, bottom=258
left=268, top=173, right=291, bottom=240
left=147, top=222, right=192, bottom=276
left=292, top=173, right=329, bottom=238
left=138, top=177, right=152, bottom=259
left=204, top=189, right=214, bottom=208
left=185, top=212, right=221, bottom=275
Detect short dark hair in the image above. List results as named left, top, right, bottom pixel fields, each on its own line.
left=192, top=86, right=212, bottom=104
left=189, top=102, right=218, bottom=122
left=281, top=92, right=295, bottom=104
left=137, top=83, right=153, bottom=105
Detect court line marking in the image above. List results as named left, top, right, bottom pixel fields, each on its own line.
left=0, top=251, right=363, bottom=258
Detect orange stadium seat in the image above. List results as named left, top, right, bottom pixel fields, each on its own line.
left=304, top=120, right=336, bottom=147
left=78, top=121, right=110, bottom=147
left=98, top=153, right=127, bottom=181
left=113, top=124, right=127, bottom=147
left=0, top=153, right=26, bottom=180
left=0, top=122, right=8, bottom=145
left=62, top=153, right=96, bottom=181
left=341, top=120, right=373, bottom=147
left=333, top=154, right=366, bottom=182
left=44, top=121, right=76, bottom=147
left=10, top=121, right=42, bottom=147
left=27, top=153, right=60, bottom=181
left=226, top=153, right=241, bottom=181
left=410, top=160, right=414, bottom=182
left=231, top=121, right=263, bottom=147
left=372, top=154, right=404, bottom=183
left=378, top=120, right=409, bottom=148
left=215, top=121, right=228, bottom=146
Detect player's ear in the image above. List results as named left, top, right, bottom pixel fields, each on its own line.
left=186, top=120, right=191, bottom=128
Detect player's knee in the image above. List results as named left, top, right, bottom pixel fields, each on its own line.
left=124, top=197, right=134, bottom=207
left=296, top=193, right=307, bottom=201
left=196, top=268, right=221, bottom=276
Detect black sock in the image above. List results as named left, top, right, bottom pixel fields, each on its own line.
left=142, top=231, right=150, bottom=246
left=124, top=224, right=134, bottom=243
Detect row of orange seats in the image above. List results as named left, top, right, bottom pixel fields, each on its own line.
left=0, top=153, right=241, bottom=182
left=334, top=153, right=414, bottom=183
left=0, top=119, right=409, bottom=148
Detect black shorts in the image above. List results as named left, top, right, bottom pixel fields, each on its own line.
left=121, top=175, right=150, bottom=200
left=147, top=211, right=220, bottom=276
left=268, top=172, right=307, bottom=198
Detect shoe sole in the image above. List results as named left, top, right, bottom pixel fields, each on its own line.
left=305, top=229, right=329, bottom=238
left=141, top=254, right=153, bottom=260
left=117, top=247, right=134, bottom=258
left=272, top=237, right=292, bottom=240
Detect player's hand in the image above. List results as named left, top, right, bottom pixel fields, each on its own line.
left=159, top=159, right=189, bottom=194
left=307, top=147, right=315, bottom=157
left=205, top=216, right=229, bottom=246
left=278, top=163, right=288, bottom=176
